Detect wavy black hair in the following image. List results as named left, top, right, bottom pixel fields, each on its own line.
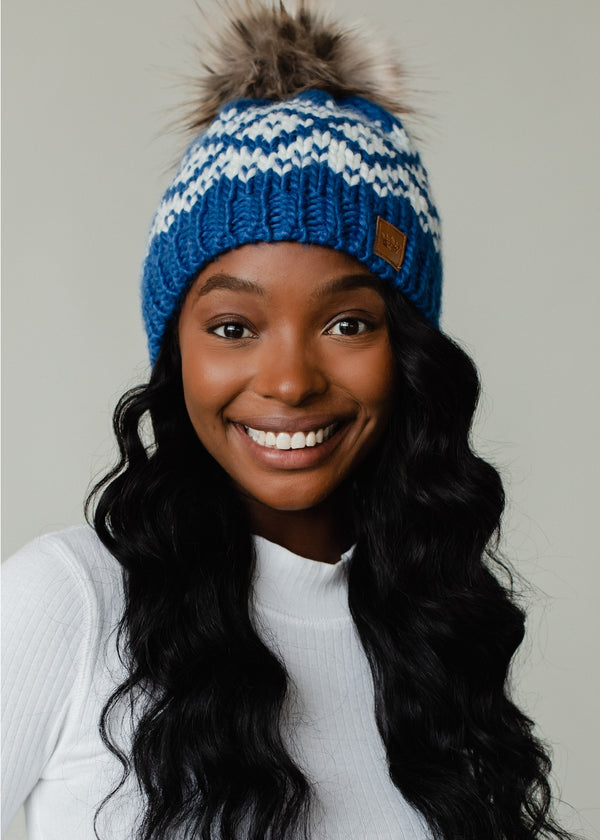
left=88, top=285, right=575, bottom=840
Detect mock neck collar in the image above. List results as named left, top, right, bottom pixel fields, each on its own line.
left=251, top=535, right=354, bottom=621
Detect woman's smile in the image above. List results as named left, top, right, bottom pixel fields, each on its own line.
left=177, top=241, right=396, bottom=513
left=231, top=417, right=348, bottom=469
left=243, top=422, right=338, bottom=450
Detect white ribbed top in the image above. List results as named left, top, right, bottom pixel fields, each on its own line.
left=1, top=526, right=429, bottom=839
left=252, top=535, right=354, bottom=619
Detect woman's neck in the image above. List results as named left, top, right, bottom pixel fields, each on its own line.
left=242, top=488, right=355, bottom=564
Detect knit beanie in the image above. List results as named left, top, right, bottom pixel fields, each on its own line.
left=141, top=3, right=442, bottom=363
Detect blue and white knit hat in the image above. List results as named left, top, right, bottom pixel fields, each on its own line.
left=141, top=6, right=442, bottom=363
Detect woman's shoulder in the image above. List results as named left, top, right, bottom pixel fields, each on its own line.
left=2, top=524, right=125, bottom=658
left=3, top=524, right=122, bottom=600
left=1, top=526, right=127, bottom=828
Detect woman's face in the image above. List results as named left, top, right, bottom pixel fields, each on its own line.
left=178, top=242, right=395, bottom=512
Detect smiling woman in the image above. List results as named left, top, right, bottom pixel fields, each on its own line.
left=177, top=243, right=395, bottom=560
left=1, top=2, right=583, bottom=840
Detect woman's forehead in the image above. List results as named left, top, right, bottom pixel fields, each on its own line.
left=190, top=242, right=386, bottom=299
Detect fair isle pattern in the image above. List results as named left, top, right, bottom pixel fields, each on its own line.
left=142, top=89, right=442, bottom=362
left=149, top=101, right=440, bottom=246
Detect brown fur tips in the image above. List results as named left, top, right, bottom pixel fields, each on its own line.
left=184, top=0, right=413, bottom=134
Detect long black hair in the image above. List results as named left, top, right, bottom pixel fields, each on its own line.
left=88, top=284, right=575, bottom=840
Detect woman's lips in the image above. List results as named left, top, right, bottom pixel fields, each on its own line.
left=231, top=419, right=349, bottom=468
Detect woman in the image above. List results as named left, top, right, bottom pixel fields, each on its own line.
left=1, top=3, right=579, bottom=839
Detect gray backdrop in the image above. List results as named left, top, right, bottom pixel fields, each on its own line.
left=2, top=0, right=599, bottom=837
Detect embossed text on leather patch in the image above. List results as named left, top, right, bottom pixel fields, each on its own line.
left=373, top=217, right=407, bottom=271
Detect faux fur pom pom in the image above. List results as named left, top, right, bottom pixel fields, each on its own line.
left=185, top=0, right=413, bottom=133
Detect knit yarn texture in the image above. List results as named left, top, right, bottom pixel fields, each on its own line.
left=142, top=89, right=442, bottom=362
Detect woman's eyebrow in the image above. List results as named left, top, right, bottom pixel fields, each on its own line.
left=195, top=273, right=267, bottom=298
left=196, top=272, right=381, bottom=300
left=309, top=273, right=382, bottom=301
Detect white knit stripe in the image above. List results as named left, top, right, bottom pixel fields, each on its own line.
left=208, top=98, right=413, bottom=149
left=149, top=137, right=441, bottom=247
left=173, top=128, right=426, bottom=200
left=172, top=109, right=419, bottom=193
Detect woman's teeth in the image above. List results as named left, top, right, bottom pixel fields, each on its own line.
left=244, top=423, right=338, bottom=450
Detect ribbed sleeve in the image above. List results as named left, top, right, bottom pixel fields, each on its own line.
left=1, top=534, right=93, bottom=832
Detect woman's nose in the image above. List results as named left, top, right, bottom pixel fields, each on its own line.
left=252, top=339, right=328, bottom=405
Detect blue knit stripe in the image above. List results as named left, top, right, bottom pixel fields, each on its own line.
left=174, top=145, right=431, bottom=212
left=149, top=134, right=440, bottom=249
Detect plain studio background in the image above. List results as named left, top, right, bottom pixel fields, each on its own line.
left=2, top=0, right=598, bottom=837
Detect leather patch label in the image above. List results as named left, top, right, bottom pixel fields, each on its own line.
left=373, top=217, right=407, bottom=271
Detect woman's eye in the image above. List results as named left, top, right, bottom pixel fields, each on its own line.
left=327, top=318, right=369, bottom=337
left=211, top=322, right=254, bottom=339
